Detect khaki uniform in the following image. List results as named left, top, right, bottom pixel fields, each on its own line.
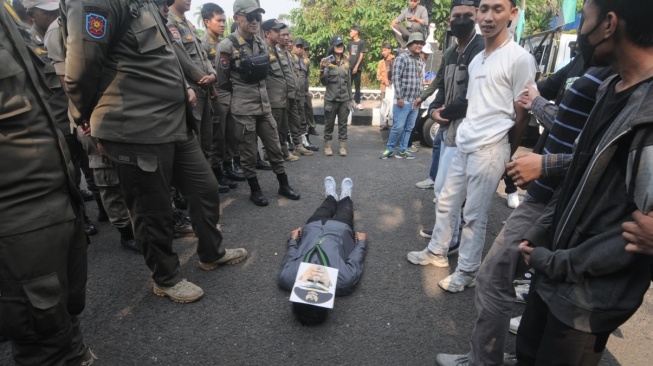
left=266, top=44, right=290, bottom=157
left=168, top=11, right=215, bottom=157
left=0, top=4, right=88, bottom=364
left=216, top=30, right=285, bottom=178
left=63, top=0, right=227, bottom=287
left=289, top=51, right=308, bottom=145
left=302, top=54, right=317, bottom=130
left=320, top=57, right=352, bottom=142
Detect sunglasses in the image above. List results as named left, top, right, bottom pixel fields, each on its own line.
left=238, top=12, right=262, bottom=23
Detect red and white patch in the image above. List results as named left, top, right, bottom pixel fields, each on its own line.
left=85, top=13, right=107, bottom=39
left=168, top=26, right=181, bottom=42
left=219, top=52, right=230, bottom=70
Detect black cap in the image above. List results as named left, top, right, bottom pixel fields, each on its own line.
left=450, top=0, right=480, bottom=8
left=330, top=35, right=344, bottom=47
left=154, top=0, right=175, bottom=6
left=261, top=19, right=286, bottom=32
left=303, top=41, right=310, bottom=49
left=294, top=37, right=305, bottom=46
left=381, top=42, right=392, bottom=49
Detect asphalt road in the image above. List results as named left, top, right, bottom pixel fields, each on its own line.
left=1, top=126, right=651, bottom=365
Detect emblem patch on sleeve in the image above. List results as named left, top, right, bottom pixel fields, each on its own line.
left=86, top=13, right=107, bottom=39
left=219, top=52, right=230, bottom=70
left=168, top=26, right=181, bottom=42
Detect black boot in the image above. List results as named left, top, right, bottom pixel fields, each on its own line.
left=173, top=208, right=196, bottom=238
left=287, top=134, right=295, bottom=152
left=277, top=173, right=300, bottom=200
left=95, top=195, right=109, bottom=222
left=308, top=126, right=319, bottom=136
left=303, top=134, right=319, bottom=151
left=256, top=152, right=273, bottom=170
left=117, top=226, right=139, bottom=252
left=225, top=158, right=246, bottom=181
left=212, top=166, right=237, bottom=189
left=84, top=215, right=98, bottom=236
left=247, top=177, right=269, bottom=206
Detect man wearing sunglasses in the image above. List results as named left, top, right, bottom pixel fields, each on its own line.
left=216, top=0, right=301, bottom=207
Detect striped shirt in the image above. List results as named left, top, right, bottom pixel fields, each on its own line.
left=393, top=51, right=425, bottom=103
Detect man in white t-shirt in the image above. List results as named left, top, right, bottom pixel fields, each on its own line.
left=407, top=0, right=536, bottom=293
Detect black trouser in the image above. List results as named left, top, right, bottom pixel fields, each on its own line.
left=504, top=175, right=517, bottom=194
left=103, top=136, right=225, bottom=287
left=350, top=70, right=362, bottom=104
left=0, top=218, right=88, bottom=366
left=307, top=196, right=354, bottom=230
left=516, top=286, right=611, bottom=366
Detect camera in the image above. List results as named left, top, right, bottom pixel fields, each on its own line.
left=325, top=54, right=335, bottom=63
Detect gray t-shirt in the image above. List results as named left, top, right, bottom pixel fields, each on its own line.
left=347, top=39, right=366, bottom=70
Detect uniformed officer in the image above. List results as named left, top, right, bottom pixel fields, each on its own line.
left=320, top=35, right=354, bottom=156
left=303, top=40, right=320, bottom=137
left=262, top=18, right=298, bottom=162
left=0, top=3, right=95, bottom=364
left=63, top=0, right=247, bottom=303
left=216, top=0, right=301, bottom=207
left=168, top=0, right=216, bottom=159
left=289, top=37, right=316, bottom=156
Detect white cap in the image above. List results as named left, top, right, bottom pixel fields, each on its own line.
left=21, top=0, right=59, bottom=11
left=422, top=43, right=433, bottom=54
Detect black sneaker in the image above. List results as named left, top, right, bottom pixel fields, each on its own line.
left=419, top=229, right=433, bottom=238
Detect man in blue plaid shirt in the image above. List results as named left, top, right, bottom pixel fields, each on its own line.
left=380, top=32, right=425, bottom=160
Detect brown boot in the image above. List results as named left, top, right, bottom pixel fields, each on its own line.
left=295, top=145, right=314, bottom=156
left=325, top=141, right=333, bottom=156
left=339, top=142, right=347, bottom=156
left=284, top=152, right=299, bottom=161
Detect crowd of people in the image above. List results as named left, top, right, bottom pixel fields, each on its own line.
left=1, top=0, right=653, bottom=365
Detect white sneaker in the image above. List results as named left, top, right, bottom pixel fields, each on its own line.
left=509, top=315, right=522, bottom=334
left=407, top=248, right=449, bottom=267
left=357, top=103, right=364, bottom=110
left=324, top=176, right=338, bottom=200
left=340, top=177, right=353, bottom=200
left=436, top=352, right=517, bottom=366
left=507, top=192, right=520, bottom=208
left=415, top=178, right=435, bottom=189
left=438, top=269, right=476, bottom=293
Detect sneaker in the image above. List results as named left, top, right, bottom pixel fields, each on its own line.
left=416, top=178, right=435, bottom=189
left=324, top=176, right=338, bottom=200
left=435, top=352, right=517, bottom=366
left=80, top=347, right=98, bottom=366
left=419, top=229, right=433, bottom=238
left=153, top=279, right=204, bottom=303
left=340, top=177, right=353, bottom=200
left=408, top=142, right=420, bottom=153
left=513, top=270, right=533, bottom=285
left=396, top=151, right=416, bottom=159
left=357, top=103, right=364, bottom=110
left=198, top=248, right=248, bottom=270
left=379, top=149, right=394, bottom=159
left=507, top=192, right=520, bottom=209
left=509, top=316, right=522, bottom=335
left=515, top=283, right=529, bottom=304
left=438, top=269, right=476, bottom=293
left=407, top=248, right=449, bottom=267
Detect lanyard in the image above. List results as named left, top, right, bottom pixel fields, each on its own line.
left=303, top=237, right=330, bottom=267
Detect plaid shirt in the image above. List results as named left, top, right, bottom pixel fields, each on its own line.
left=542, top=153, right=573, bottom=179
left=393, top=51, right=424, bottom=103
left=531, top=96, right=557, bottom=132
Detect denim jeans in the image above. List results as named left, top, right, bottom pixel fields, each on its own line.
left=427, top=137, right=510, bottom=272
left=386, top=103, right=419, bottom=152
left=428, top=132, right=442, bottom=181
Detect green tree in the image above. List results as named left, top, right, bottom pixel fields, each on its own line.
left=290, top=0, right=449, bottom=87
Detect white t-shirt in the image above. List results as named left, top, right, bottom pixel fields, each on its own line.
left=456, top=41, right=536, bottom=153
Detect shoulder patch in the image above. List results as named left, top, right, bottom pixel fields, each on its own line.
left=219, top=52, right=231, bottom=70
left=184, top=34, right=193, bottom=42
left=86, top=13, right=108, bottom=39
left=168, top=26, right=181, bottom=42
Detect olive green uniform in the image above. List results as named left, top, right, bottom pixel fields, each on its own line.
left=302, top=54, right=317, bottom=130
left=0, top=4, right=89, bottom=364
left=216, top=30, right=285, bottom=179
left=63, top=0, right=227, bottom=288
left=266, top=44, right=290, bottom=157
left=281, top=47, right=299, bottom=148
left=320, top=57, right=352, bottom=142
left=289, top=51, right=308, bottom=146
left=168, top=10, right=216, bottom=157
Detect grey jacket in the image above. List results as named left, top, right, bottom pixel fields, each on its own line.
left=524, top=75, right=653, bottom=333
left=278, top=220, right=367, bottom=296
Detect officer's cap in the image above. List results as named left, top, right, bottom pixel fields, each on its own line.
left=450, top=0, right=480, bottom=8
left=153, top=0, right=175, bottom=6
left=233, top=0, right=265, bottom=15
left=261, top=19, right=286, bottom=32
left=294, top=38, right=305, bottom=47
left=20, top=0, right=58, bottom=11
left=303, top=41, right=310, bottom=50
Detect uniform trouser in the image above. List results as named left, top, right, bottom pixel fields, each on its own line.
left=210, top=100, right=238, bottom=168
left=0, top=218, right=88, bottom=366
left=324, top=100, right=350, bottom=142
left=232, top=113, right=285, bottom=179
left=468, top=199, right=545, bottom=366
left=307, top=196, right=354, bottom=230
left=77, top=132, right=131, bottom=229
left=427, top=137, right=510, bottom=272
left=516, top=289, right=611, bottom=366
left=103, top=137, right=225, bottom=287
left=192, top=90, right=213, bottom=159
left=287, top=97, right=306, bottom=146
left=304, top=93, right=316, bottom=129
left=272, top=107, right=290, bottom=157
left=64, top=132, right=96, bottom=194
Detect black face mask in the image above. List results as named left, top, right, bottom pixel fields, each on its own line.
left=451, top=17, right=475, bottom=39
left=577, top=15, right=609, bottom=69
